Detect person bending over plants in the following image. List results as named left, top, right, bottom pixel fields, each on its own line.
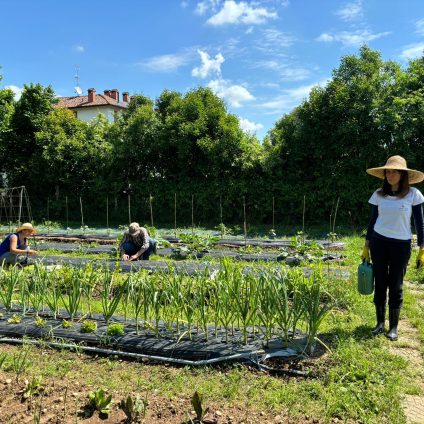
left=120, top=222, right=156, bottom=261
left=0, top=222, right=38, bottom=265
left=362, top=155, right=424, bottom=341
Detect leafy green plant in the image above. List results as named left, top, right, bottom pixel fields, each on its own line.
left=34, top=316, right=46, bottom=327
left=60, top=268, right=83, bottom=321
left=191, top=391, right=209, bottom=423
left=88, top=388, right=113, bottom=416
left=107, top=323, right=125, bottom=336
left=7, top=313, right=22, bottom=324
left=22, top=376, right=44, bottom=400
left=62, top=319, right=72, bottom=328
left=120, top=394, right=148, bottom=423
left=80, top=320, right=97, bottom=333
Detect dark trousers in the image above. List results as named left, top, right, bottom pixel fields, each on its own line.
left=121, top=238, right=155, bottom=260
left=370, top=235, right=411, bottom=309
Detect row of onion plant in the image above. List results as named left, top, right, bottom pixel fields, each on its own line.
left=0, top=260, right=333, bottom=352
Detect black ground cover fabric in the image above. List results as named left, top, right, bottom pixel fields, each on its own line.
left=0, top=309, right=307, bottom=361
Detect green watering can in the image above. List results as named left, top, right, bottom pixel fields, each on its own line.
left=357, top=260, right=374, bottom=295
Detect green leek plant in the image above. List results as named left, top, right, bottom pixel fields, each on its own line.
left=100, top=268, right=123, bottom=324
left=81, top=264, right=98, bottom=318
left=130, top=272, right=150, bottom=335
left=60, top=268, right=83, bottom=321
left=301, top=271, right=333, bottom=354
left=28, top=264, right=49, bottom=316
left=0, top=264, right=22, bottom=313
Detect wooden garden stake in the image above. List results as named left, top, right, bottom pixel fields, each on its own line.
left=174, top=193, right=177, bottom=238
left=243, top=196, right=247, bottom=247
left=80, top=196, right=84, bottom=228
left=65, top=196, right=69, bottom=229
left=192, top=194, right=194, bottom=235
left=149, top=194, right=154, bottom=227
left=272, top=196, right=275, bottom=229
left=106, top=196, right=109, bottom=233
left=302, top=195, right=306, bottom=244
left=127, top=184, right=131, bottom=224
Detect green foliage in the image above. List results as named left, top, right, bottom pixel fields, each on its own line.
left=107, top=322, right=125, bottom=336
left=191, top=391, right=209, bottom=422
left=80, top=320, right=97, bottom=333
left=88, top=388, right=113, bottom=416
left=120, top=394, right=148, bottom=422
left=22, top=376, right=44, bottom=399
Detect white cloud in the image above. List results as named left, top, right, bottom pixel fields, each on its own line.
left=335, top=1, right=363, bottom=21
left=208, top=79, right=255, bottom=107
left=400, top=42, right=424, bottom=60
left=192, top=50, right=225, bottom=78
left=416, top=18, right=424, bottom=35
left=6, top=85, right=23, bottom=100
left=316, top=29, right=390, bottom=47
left=207, top=0, right=277, bottom=26
left=238, top=117, right=263, bottom=133
left=73, top=45, right=85, bottom=53
left=260, top=81, right=327, bottom=114
left=316, top=33, right=334, bottom=42
left=139, top=53, right=192, bottom=72
left=195, top=0, right=220, bottom=15
left=181, top=1, right=189, bottom=8
left=254, top=60, right=310, bottom=81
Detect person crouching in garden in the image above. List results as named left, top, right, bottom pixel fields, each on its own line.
left=362, top=155, right=424, bottom=341
left=120, top=222, right=156, bottom=261
left=0, top=222, right=38, bottom=266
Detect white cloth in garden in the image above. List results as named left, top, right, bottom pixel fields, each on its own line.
left=369, top=187, right=424, bottom=240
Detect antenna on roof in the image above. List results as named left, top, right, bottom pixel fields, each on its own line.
left=74, top=65, right=82, bottom=96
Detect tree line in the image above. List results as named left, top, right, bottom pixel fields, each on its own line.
left=0, top=46, right=423, bottom=229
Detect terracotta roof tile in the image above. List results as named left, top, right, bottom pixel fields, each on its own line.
left=56, top=94, right=128, bottom=109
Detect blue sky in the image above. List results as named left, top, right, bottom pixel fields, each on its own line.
left=1, top=0, right=423, bottom=140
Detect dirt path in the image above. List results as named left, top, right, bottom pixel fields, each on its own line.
left=394, top=282, right=424, bottom=424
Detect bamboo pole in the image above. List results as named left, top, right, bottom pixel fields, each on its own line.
left=272, top=196, right=275, bottom=229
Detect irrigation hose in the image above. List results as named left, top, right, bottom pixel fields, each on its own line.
left=0, top=336, right=253, bottom=366
left=0, top=336, right=310, bottom=376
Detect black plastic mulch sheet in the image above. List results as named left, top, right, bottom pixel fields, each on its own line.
left=36, top=242, right=116, bottom=255
left=0, top=310, right=307, bottom=362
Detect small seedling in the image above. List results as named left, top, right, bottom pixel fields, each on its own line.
left=191, top=391, right=209, bottom=423
left=22, top=376, right=44, bottom=400
left=12, top=344, right=31, bottom=382
left=107, top=323, right=125, bottom=336
left=88, top=388, right=113, bottom=416
left=7, top=314, right=22, bottom=324
left=120, top=394, right=148, bottom=422
left=62, top=319, right=72, bottom=328
left=80, top=320, right=97, bottom=333
left=34, top=316, right=46, bottom=327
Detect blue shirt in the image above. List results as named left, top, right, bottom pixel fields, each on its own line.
left=0, top=232, right=25, bottom=256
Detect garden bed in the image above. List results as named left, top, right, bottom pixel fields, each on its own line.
left=0, top=308, right=309, bottom=367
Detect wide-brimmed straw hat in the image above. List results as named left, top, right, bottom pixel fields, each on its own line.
left=128, top=222, right=141, bottom=236
left=16, top=223, right=37, bottom=234
left=366, top=155, right=424, bottom=184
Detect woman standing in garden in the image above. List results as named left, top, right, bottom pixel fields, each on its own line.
left=0, top=222, right=38, bottom=265
left=362, top=155, right=424, bottom=341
